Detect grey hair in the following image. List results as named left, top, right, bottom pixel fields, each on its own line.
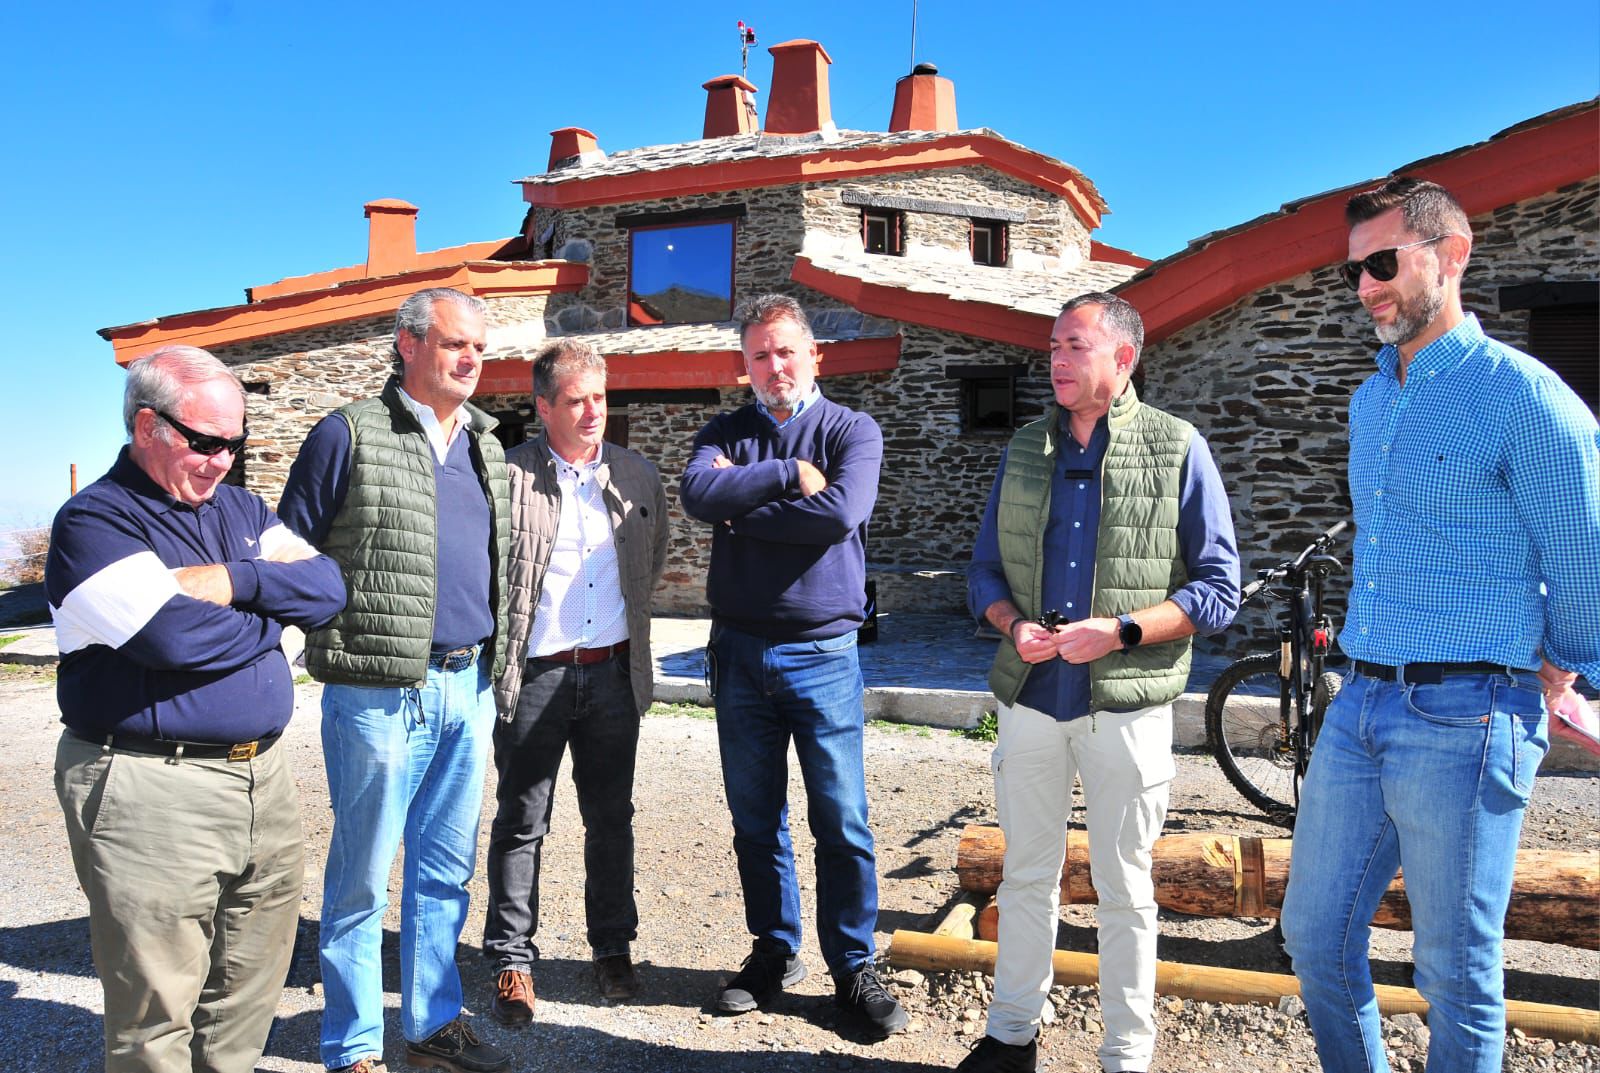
left=532, top=338, right=608, bottom=401
left=735, top=293, right=814, bottom=347
left=1061, top=292, right=1145, bottom=366
left=391, top=287, right=488, bottom=372
left=123, top=345, right=244, bottom=438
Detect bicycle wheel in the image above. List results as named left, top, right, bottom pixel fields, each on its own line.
left=1206, top=653, right=1298, bottom=821
left=1307, top=670, right=1343, bottom=752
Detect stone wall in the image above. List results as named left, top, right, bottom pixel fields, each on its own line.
left=1136, top=177, right=1599, bottom=651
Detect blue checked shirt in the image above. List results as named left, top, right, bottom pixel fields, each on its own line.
left=1341, top=314, right=1600, bottom=685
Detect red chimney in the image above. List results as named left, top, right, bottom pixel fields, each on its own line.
left=889, top=62, right=958, bottom=132
left=363, top=199, right=418, bottom=277
left=703, top=74, right=759, bottom=138
left=548, top=126, right=602, bottom=171
left=764, top=39, right=833, bottom=135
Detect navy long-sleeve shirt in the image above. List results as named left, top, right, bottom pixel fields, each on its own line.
left=968, top=414, right=1240, bottom=720
left=679, top=394, right=882, bottom=641
left=46, top=448, right=346, bottom=743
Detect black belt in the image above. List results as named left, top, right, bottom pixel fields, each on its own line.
left=1353, top=660, right=1527, bottom=685
left=429, top=645, right=482, bottom=671
left=70, top=729, right=281, bottom=762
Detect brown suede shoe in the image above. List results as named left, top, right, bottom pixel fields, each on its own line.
left=594, top=953, right=639, bottom=1001
left=329, top=1058, right=385, bottom=1073
left=490, top=968, right=535, bottom=1026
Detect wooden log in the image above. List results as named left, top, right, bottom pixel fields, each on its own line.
left=932, top=892, right=988, bottom=940
left=956, top=825, right=1599, bottom=950
left=888, top=929, right=1600, bottom=1046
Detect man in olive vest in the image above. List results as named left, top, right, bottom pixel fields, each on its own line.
left=959, top=293, right=1239, bottom=1073
left=279, top=287, right=512, bottom=1073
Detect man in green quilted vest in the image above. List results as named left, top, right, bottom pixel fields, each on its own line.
left=279, top=287, right=512, bottom=1073
left=958, top=293, right=1239, bottom=1073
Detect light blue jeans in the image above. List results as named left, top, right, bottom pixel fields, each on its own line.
left=1281, top=668, right=1547, bottom=1073
left=317, top=662, right=494, bottom=1069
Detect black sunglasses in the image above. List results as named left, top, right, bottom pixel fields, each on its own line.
left=155, top=410, right=249, bottom=456
left=1337, top=235, right=1449, bottom=291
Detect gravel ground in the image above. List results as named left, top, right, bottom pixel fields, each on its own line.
left=1, top=664, right=1595, bottom=1073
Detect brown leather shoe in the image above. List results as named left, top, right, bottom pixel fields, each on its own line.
left=593, top=953, right=638, bottom=1001
left=490, top=968, right=535, bottom=1026
left=329, top=1058, right=385, bottom=1073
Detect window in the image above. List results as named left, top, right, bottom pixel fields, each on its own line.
left=1500, top=282, right=1599, bottom=412
left=948, top=363, right=1024, bottom=433
left=861, top=209, right=904, bottom=256
left=971, top=219, right=1008, bottom=267
left=627, top=219, right=736, bottom=326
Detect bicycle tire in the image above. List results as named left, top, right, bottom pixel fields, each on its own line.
left=1308, top=670, right=1343, bottom=751
left=1206, top=653, right=1299, bottom=822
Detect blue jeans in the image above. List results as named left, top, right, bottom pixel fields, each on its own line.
left=709, top=622, right=878, bottom=975
left=317, top=661, right=494, bottom=1069
left=484, top=654, right=641, bottom=968
left=1281, top=669, right=1547, bottom=1073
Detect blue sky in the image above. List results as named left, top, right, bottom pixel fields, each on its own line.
left=2, top=0, right=1595, bottom=525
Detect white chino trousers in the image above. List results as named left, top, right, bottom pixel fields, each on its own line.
left=986, top=700, right=1175, bottom=1073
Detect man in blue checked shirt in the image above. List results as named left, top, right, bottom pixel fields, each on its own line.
left=1281, top=177, right=1600, bottom=1073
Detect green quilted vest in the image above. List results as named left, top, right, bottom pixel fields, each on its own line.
left=988, top=386, right=1194, bottom=711
left=305, top=379, right=510, bottom=687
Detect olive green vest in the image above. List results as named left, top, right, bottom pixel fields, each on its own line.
left=305, top=379, right=510, bottom=687
left=988, top=386, right=1194, bottom=711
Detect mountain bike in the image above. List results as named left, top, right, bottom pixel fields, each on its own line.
left=1206, top=521, right=1348, bottom=825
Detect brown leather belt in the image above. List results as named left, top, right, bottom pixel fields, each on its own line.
left=533, top=639, right=630, bottom=666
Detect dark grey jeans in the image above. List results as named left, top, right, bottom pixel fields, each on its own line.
left=483, top=653, right=641, bottom=969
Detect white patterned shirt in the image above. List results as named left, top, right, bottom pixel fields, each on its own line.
left=529, top=445, right=629, bottom=655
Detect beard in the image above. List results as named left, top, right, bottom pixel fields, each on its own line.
left=1371, top=279, right=1446, bottom=346
left=753, top=379, right=804, bottom=413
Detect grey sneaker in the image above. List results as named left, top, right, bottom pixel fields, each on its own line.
left=715, top=938, right=807, bottom=1013
left=834, top=964, right=910, bottom=1035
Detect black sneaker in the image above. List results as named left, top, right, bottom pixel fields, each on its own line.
left=833, top=964, right=910, bottom=1035
left=404, top=1018, right=509, bottom=1073
left=954, top=1033, right=1038, bottom=1072
left=715, top=938, right=807, bottom=1013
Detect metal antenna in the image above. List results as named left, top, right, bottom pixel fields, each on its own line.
left=910, top=0, right=918, bottom=70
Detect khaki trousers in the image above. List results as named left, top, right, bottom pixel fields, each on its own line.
left=55, top=730, right=304, bottom=1073
left=987, top=701, right=1175, bottom=1073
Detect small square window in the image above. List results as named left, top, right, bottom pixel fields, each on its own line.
left=861, top=209, right=904, bottom=256
left=962, top=377, right=1016, bottom=432
left=971, top=220, right=1008, bottom=266
left=628, top=219, right=736, bottom=326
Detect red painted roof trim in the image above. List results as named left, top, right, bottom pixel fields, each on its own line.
left=101, top=261, right=588, bottom=365
left=476, top=334, right=902, bottom=395
left=1119, top=102, right=1600, bottom=344
left=792, top=256, right=1051, bottom=351
left=523, top=134, right=1107, bottom=231
left=1088, top=240, right=1152, bottom=269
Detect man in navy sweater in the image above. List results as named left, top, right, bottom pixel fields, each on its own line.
left=47, top=345, right=345, bottom=1073
left=680, top=294, right=906, bottom=1037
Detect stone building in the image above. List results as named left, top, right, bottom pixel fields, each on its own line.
left=98, top=40, right=1150, bottom=614
left=98, top=48, right=1596, bottom=631
left=1115, top=100, right=1598, bottom=643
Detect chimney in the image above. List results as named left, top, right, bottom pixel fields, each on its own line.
left=889, top=62, right=958, bottom=132
left=548, top=126, right=604, bottom=172
left=363, top=199, right=418, bottom=277
left=702, top=74, right=759, bottom=138
left=764, top=39, right=834, bottom=135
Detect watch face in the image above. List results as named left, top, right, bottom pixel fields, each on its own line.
left=1120, top=618, right=1142, bottom=647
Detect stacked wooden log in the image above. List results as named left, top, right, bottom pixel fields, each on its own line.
left=955, top=825, right=1598, bottom=949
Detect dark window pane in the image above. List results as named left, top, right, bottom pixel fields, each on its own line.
left=963, top=377, right=1015, bottom=431
left=629, top=221, right=735, bottom=325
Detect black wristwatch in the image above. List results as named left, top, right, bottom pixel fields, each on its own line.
left=1117, top=613, right=1143, bottom=651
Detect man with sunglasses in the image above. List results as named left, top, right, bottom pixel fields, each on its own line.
left=47, top=345, right=346, bottom=1072
left=1281, top=178, right=1600, bottom=1073
left=279, top=287, right=512, bottom=1073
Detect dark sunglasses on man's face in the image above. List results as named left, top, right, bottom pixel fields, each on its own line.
left=155, top=410, right=249, bottom=456
left=1337, top=235, right=1449, bottom=291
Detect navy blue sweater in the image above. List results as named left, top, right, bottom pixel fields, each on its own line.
left=46, top=449, right=346, bottom=743
left=679, top=395, right=882, bottom=641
